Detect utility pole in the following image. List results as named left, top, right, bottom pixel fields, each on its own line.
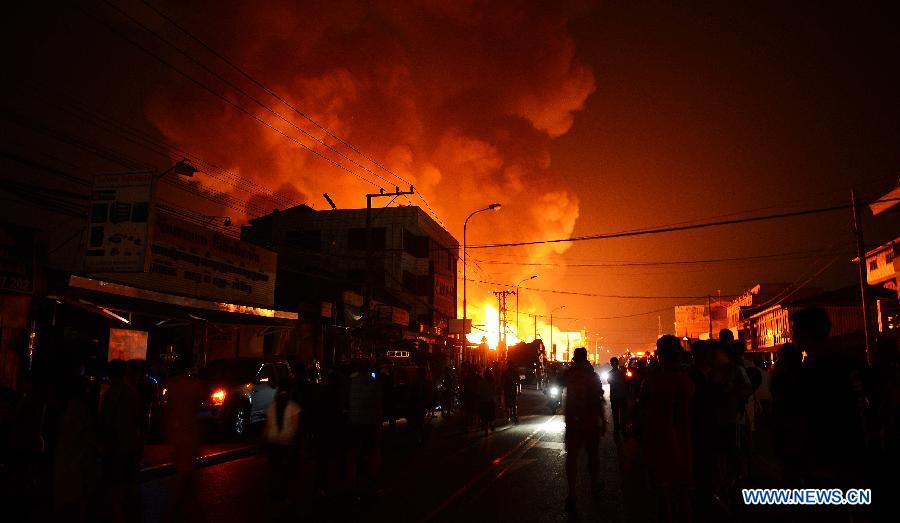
left=365, top=186, right=415, bottom=319
left=549, top=305, right=566, bottom=362
left=493, top=290, right=516, bottom=358
left=851, top=189, right=874, bottom=365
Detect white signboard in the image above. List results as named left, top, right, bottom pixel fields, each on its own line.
left=85, top=171, right=154, bottom=272
left=97, top=213, right=278, bottom=308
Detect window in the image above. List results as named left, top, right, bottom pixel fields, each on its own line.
left=284, top=229, right=321, bottom=252
left=870, top=259, right=878, bottom=271
left=348, top=227, right=386, bottom=251
left=887, top=251, right=895, bottom=264
left=403, top=229, right=429, bottom=258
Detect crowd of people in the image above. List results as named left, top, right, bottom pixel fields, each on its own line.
left=601, top=306, right=898, bottom=522
left=458, top=361, right=522, bottom=436
left=3, top=305, right=896, bottom=522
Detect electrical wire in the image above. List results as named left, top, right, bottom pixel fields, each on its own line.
left=71, top=3, right=385, bottom=191
left=21, top=83, right=300, bottom=208
left=137, top=0, right=447, bottom=227
left=466, top=199, right=897, bottom=250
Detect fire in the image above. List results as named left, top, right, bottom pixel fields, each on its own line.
left=464, top=298, right=584, bottom=361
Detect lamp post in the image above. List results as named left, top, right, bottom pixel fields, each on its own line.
left=516, top=275, right=537, bottom=339
left=549, top=305, right=566, bottom=361
left=154, top=159, right=197, bottom=179
left=462, top=203, right=501, bottom=335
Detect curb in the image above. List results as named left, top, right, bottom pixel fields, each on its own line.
left=139, top=445, right=261, bottom=482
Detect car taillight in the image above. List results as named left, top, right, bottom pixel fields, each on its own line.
left=210, top=389, right=226, bottom=406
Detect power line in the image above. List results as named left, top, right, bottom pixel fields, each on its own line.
left=136, top=0, right=446, bottom=227
left=21, top=82, right=301, bottom=209
left=103, top=0, right=399, bottom=189
left=466, top=200, right=896, bottom=250
left=469, top=246, right=850, bottom=268
left=72, top=3, right=385, bottom=191
left=465, top=277, right=737, bottom=300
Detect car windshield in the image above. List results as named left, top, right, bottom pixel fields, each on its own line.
left=197, top=360, right=259, bottom=383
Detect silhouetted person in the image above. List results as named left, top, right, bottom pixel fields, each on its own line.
left=863, top=338, right=899, bottom=520
left=771, top=343, right=805, bottom=481
left=52, top=374, right=97, bottom=522
left=346, top=364, right=382, bottom=501
left=792, top=307, right=864, bottom=487
left=99, top=359, right=143, bottom=523
left=712, top=336, right=751, bottom=487
left=502, top=362, right=519, bottom=423
left=641, top=335, right=694, bottom=523
left=478, top=368, right=496, bottom=435
left=688, top=340, right=718, bottom=521
left=163, top=368, right=206, bottom=522
left=462, top=365, right=480, bottom=433
left=608, top=357, right=628, bottom=437
left=265, top=384, right=300, bottom=514
left=563, top=347, right=605, bottom=513
left=407, top=367, right=428, bottom=442
left=719, top=328, right=735, bottom=347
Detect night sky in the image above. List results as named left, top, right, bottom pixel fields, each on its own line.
left=2, top=1, right=899, bottom=351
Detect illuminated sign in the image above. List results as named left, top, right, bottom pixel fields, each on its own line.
left=108, top=328, right=148, bottom=361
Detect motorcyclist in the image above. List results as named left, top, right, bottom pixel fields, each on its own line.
left=545, top=365, right=564, bottom=414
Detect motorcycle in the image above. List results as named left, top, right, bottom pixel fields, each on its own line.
left=546, top=384, right=562, bottom=414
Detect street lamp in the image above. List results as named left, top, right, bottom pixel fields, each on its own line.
left=549, top=305, right=566, bottom=361
left=462, top=203, right=501, bottom=333
left=516, top=275, right=537, bottom=340
left=154, top=159, right=197, bottom=179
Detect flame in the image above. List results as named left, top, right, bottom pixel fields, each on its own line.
left=465, top=298, right=584, bottom=361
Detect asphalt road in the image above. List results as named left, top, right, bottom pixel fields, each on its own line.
left=142, top=388, right=633, bottom=522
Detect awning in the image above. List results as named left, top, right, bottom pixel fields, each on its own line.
left=67, top=275, right=299, bottom=325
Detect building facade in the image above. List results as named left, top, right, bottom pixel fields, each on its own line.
left=242, top=204, right=459, bottom=358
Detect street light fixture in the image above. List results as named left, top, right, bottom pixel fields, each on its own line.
left=516, top=275, right=537, bottom=340
left=155, top=159, right=198, bottom=179
left=462, top=203, right=502, bottom=336
left=549, top=305, right=566, bottom=362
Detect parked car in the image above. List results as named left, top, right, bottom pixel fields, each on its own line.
left=195, top=358, right=293, bottom=437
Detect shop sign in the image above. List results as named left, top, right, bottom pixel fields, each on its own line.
left=321, top=301, right=333, bottom=318
left=84, top=171, right=153, bottom=272
left=377, top=305, right=409, bottom=326
left=97, top=213, right=277, bottom=308
left=433, top=272, right=455, bottom=316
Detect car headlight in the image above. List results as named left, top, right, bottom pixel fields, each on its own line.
left=549, top=386, right=560, bottom=397
left=600, top=371, right=609, bottom=382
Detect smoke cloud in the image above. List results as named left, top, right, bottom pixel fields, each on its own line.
left=146, top=0, right=595, bottom=338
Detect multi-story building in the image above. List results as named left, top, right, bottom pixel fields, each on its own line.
left=242, top=204, right=459, bottom=355
left=747, top=286, right=866, bottom=353
left=726, top=283, right=795, bottom=338
left=674, top=298, right=729, bottom=340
